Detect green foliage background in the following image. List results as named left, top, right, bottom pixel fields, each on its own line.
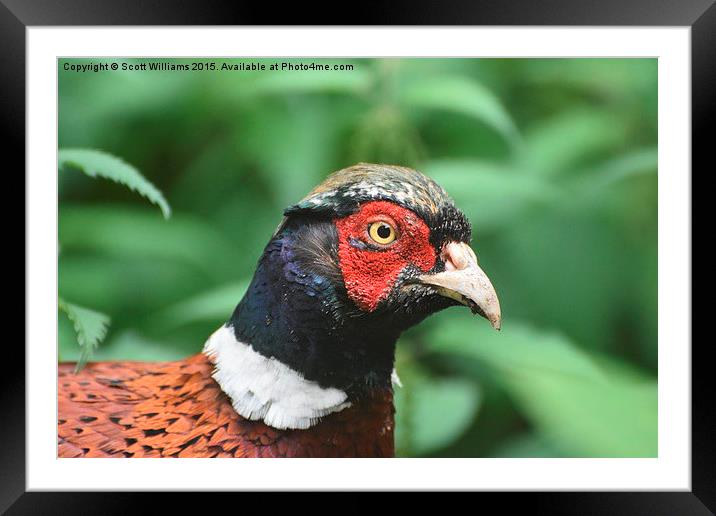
left=58, top=58, right=657, bottom=458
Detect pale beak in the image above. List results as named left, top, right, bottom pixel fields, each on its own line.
left=417, top=241, right=502, bottom=330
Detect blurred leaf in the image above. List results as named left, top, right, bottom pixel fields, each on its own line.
left=59, top=205, right=240, bottom=281
left=59, top=59, right=193, bottom=123
left=234, top=100, right=346, bottom=208
left=153, top=281, right=249, bottom=330
left=505, top=367, right=657, bottom=457
left=395, top=361, right=482, bottom=456
left=95, top=330, right=188, bottom=362
left=416, top=111, right=511, bottom=162
left=633, top=242, right=658, bottom=370
left=422, top=159, right=559, bottom=232
left=590, top=352, right=655, bottom=383
left=399, top=76, right=519, bottom=145
left=59, top=149, right=171, bottom=218
left=521, top=59, right=658, bottom=104
left=521, top=109, right=630, bottom=176
left=425, top=314, right=656, bottom=456
left=58, top=298, right=110, bottom=372
left=493, top=210, right=632, bottom=352
left=583, top=147, right=658, bottom=189
left=58, top=311, right=78, bottom=362
left=249, top=64, right=373, bottom=96
left=409, top=378, right=481, bottom=456
left=350, top=106, right=424, bottom=166
left=58, top=255, right=209, bottom=325
left=491, top=433, right=563, bottom=458
left=425, top=315, right=603, bottom=382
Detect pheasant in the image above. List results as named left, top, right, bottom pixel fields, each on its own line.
left=58, top=163, right=501, bottom=458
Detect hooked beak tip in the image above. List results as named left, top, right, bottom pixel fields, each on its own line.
left=418, top=241, right=502, bottom=330
left=469, top=297, right=501, bottom=331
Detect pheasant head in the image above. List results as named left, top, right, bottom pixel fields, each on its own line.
left=204, top=163, right=501, bottom=430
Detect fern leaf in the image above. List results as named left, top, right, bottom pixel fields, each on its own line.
left=58, top=298, right=111, bottom=372
left=58, top=149, right=171, bottom=219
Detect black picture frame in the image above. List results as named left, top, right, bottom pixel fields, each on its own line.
left=4, top=0, right=709, bottom=512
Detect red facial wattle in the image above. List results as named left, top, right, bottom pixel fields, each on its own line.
left=335, top=201, right=437, bottom=311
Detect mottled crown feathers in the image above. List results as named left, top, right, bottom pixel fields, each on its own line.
left=280, top=163, right=472, bottom=246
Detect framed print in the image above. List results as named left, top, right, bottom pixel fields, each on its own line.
left=5, top=0, right=710, bottom=512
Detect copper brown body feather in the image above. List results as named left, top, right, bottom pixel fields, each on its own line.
left=58, top=354, right=394, bottom=458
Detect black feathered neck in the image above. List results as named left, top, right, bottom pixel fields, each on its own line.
left=228, top=217, right=401, bottom=397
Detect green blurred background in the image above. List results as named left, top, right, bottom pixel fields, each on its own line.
left=58, top=58, right=658, bottom=458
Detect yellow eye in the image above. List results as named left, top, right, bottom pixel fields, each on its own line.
left=368, top=221, right=397, bottom=245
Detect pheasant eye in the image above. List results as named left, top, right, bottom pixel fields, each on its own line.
left=368, top=221, right=397, bottom=245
